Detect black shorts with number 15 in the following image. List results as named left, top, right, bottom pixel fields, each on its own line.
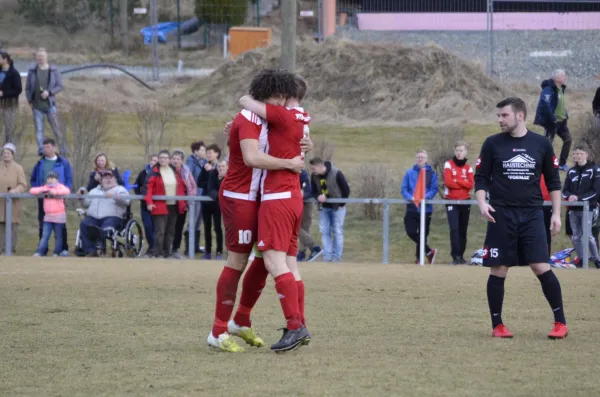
left=482, top=206, right=549, bottom=267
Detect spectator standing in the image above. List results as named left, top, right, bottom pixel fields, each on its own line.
left=86, top=153, right=125, bottom=191
left=78, top=170, right=131, bottom=257
left=204, top=159, right=227, bottom=260
left=562, top=144, right=600, bottom=268
left=30, top=138, right=72, bottom=256
left=198, top=144, right=221, bottom=260
left=0, top=50, right=23, bottom=142
left=0, top=143, right=27, bottom=254
left=309, top=157, right=350, bottom=262
left=29, top=171, right=70, bottom=256
left=297, top=168, right=322, bottom=262
left=171, top=149, right=197, bottom=259
left=534, top=69, right=571, bottom=171
left=401, top=150, right=438, bottom=264
left=185, top=140, right=207, bottom=253
left=134, top=154, right=157, bottom=255
left=145, top=150, right=187, bottom=259
left=443, top=141, right=474, bottom=265
left=593, top=86, right=600, bottom=127
left=25, top=48, right=66, bottom=156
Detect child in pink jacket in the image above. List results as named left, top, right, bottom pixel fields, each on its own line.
left=29, top=171, right=70, bottom=256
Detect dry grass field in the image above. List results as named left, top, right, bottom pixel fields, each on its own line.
left=1, top=257, right=599, bottom=397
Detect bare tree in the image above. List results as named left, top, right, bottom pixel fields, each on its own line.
left=355, top=164, right=389, bottom=220
left=574, top=112, right=600, bottom=162
left=428, top=125, right=465, bottom=197
left=311, top=139, right=335, bottom=162
left=134, top=102, right=172, bottom=157
left=213, top=130, right=228, bottom=158
left=62, top=102, right=110, bottom=191
left=1, top=107, right=32, bottom=163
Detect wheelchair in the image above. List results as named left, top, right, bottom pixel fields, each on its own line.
left=74, top=205, right=144, bottom=258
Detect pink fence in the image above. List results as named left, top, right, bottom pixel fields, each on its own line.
left=356, top=12, right=600, bottom=31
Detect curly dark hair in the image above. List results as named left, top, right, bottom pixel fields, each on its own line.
left=248, top=68, right=297, bottom=102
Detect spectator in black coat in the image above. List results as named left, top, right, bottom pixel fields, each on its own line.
left=134, top=154, right=158, bottom=254
left=203, top=159, right=227, bottom=260
left=0, top=50, right=23, bottom=142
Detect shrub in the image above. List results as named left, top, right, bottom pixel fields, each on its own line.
left=134, top=102, right=173, bottom=158
left=573, top=112, right=600, bottom=162
left=355, top=164, right=389, bottom=220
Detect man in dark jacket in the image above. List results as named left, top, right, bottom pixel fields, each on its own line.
left=25, top=48, right=66, bottom=156
left=198, top=143, right=220, bottom=259
left=134, top=153, right=158, bottom=254
left=309, top=157, right=350, bottom=262
left=562, top=144, right=600, bottom=268
left=30, top=138, right=73, bottom=256
left=401, top=150, right=439, bottom=264
left=0, top=50, right=23, bottom=143
left=534, top=69, right=571, bottom=171
left=297, top=168, right=322, bottom=262
left=204, top=159, right=227, bottom=260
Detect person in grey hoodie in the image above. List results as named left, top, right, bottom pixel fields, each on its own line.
left=78, top=170, right=131, bottom=256
left=25, top=48, right=66, bottom=156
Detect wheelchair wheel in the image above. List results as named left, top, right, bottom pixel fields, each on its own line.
left=74, top=228, right=86, bottom=257
left=123, top=219, right=144, bottom=258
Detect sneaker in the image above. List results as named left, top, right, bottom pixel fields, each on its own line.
left=594, top=260, right=600, bottom=269
left=33, top=253, right=41, bottom=257
left=492, top=324, right=514, bottom=338
left=307, top=246, right=323, bottom=262
left=548, top=322, right=568, bottom=339
left=302, top=328, right=312, bottom=346
left=270, top=326, right=310, bottom=353
left=60, top=250, right=69, bottom=257
left=558, top=164, right=569, bottom=172
left=198, top=246, right=205, bottom=254
left=202, top=253, right=212, bottom=260
left=170, top=251, right=186, bottom=260
left=207, top=332, right=244, bottom=352
left=459, top=256, right=467, bottom=265
left=297, top=250, right=306, bottom=262
left=227, top=320, right=265, bottom=347
left=53, top=254, right=58, bottom=257
left=216, top=253, right=223, bottom=260
left=451, top=256, right=460, bottom=265
left=426, top=249, right=438, bottom=264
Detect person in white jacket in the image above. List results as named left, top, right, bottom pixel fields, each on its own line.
left=78, top=169, right=131, bottom=256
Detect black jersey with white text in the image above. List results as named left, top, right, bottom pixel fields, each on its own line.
left=474, top=130, right=561, bottom=207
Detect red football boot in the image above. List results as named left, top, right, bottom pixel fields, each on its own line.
left=492, top=324, right=514, bottom=338
left=548, top=322, right=568, bottom=339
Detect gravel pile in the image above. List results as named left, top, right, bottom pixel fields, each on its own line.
left=334, top=28, right=600, bottom=89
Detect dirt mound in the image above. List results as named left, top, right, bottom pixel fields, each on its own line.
left=180, top=40, right=505, bottom=122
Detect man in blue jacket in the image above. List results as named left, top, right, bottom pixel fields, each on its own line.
left=401, top=150, right=438, bottom=264
left=30, top=138, right=73, bottom=256
left=534, top=69, right=571, bottom=171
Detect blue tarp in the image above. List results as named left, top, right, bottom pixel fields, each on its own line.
left=140, top=17, right=201, bottom=45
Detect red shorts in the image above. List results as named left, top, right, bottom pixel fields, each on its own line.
left=219, top=193, right=259, bottom=254
left=257, top=198, right=303, bottom=256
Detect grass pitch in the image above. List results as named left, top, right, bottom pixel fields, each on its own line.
left=1, top=258, right=599, bottom=397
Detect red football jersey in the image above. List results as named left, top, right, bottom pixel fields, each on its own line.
left=220, top=109, right=268, bottom=201
left=260, top=104, right=310, bottom=201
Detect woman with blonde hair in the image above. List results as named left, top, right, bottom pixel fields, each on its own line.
left=86, top=152, right=125, bottom=191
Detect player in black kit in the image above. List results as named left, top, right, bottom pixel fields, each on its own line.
left=475, top=97, right=568, bottom=339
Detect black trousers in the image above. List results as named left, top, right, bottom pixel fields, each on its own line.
left=172, top=211, right=187, bottom=251
left=545, top=120, right=572, bottom=167
left=446, top=204, right=470, bottom=257
left=404, top=211, right=431, bottom=259
left=37, top=198, right=68, bottom=254
left=543, top=206, right=552, bottom=255
left=202, top=203, right=223, bottom=254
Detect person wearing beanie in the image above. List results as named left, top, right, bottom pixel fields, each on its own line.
left=0, top=142, right=27, bottom=254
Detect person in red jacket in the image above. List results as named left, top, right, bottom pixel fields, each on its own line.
left=145, top=150, right=188, bottom=258
left=443, top=141, right=474, bottom=264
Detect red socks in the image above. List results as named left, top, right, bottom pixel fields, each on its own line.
left=233, top=257, right=269, bottom=328
left=211, top=266, right=242, bottom=337
left=274, top=272, right=302, bottom=330
left=297, top=280, right=305, bottom=326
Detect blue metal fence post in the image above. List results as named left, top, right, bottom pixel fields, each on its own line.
left=188, top=197, right=196, bottom=259
left=583, top=201, right=590, bottom=269
left=5, top=195, right=12, bottom=256
left=382, top=200, right=389, bottom=264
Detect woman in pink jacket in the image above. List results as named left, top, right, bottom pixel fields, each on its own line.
left=29, top=171, right=70, bottom=256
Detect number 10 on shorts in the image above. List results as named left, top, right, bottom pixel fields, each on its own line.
left=238, top=230, right=252, bottom=245
left=483, top=247, right=499, bottom=259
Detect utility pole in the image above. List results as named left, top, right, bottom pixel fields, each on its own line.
left=150, top=0, right=159, bottom=81
left=120, top=0, right=129, bottom=54
left=280, top=0, right=297, bottom=72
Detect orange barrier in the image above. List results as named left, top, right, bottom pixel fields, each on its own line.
left=228, top=27, right=272, bottom=59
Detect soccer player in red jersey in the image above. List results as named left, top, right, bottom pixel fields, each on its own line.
left=232, top=74, right=312, bottom=352
left=207, top=70, right=305, bottom=352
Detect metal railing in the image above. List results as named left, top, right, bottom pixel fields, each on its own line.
left=0, top=194, right=591, bottom=268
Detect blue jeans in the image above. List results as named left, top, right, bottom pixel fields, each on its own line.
left=80, top=216, right=122, bottom=253
left=319, top=206, right=346, bottom=261
left=141, top=206, right=154, bottom=251
left=33, top=106, right=66, bottom=155
left=36, top=222, right=64, bottom=256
